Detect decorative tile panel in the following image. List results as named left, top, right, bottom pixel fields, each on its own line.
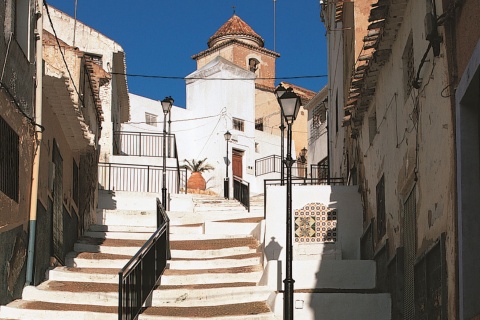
left=294, top=203, right=337, bottom=243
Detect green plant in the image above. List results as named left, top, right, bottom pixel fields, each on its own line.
left=184, top=158, right=214, bottom=173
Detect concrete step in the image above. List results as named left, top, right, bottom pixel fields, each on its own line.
left=140, top=301, right=275, bottom=320
left=151, top=285, right=272, bottom=307
left=65, top=252, right=131, bottom=268
left=0, top=300, right=117, bottom=320
left=161, top=265, right=264, bottom=285
left=21, top=281, right=117, bottom=306
left=170, top=237, right=259, bottom=259
left=47, top=267, right=119, bottom=284
left=96, top=209, right=156, bottom=227
left=168, top=253, right=262, bottom=270
left=73, top=236, right=144, bottom=255
left=88, top=224, right=156, bottom=233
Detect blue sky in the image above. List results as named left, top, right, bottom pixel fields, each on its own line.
left=46, top=0, right=328, bottom=108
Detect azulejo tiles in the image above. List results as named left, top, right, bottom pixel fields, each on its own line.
left=294, top=202, right=337, bottom=243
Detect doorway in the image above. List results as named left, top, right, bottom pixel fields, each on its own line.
left=232, top=149, right=243, bottom=179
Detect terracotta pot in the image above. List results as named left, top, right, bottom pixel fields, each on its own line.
left=187, top=172, right=206, bottom=190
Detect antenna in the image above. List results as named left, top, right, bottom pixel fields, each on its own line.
left=273, top=0, right=277, bottom=52
left=73, top=0, right=78, bottom=47
left=232, top=5, right=236, bottom=15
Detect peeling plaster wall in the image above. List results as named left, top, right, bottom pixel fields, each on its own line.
left=0, top=0, right=36, bottom=305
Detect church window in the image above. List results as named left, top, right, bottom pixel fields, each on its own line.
left=233, top=118, right=245, bottom=132
left=248, top=58, right=260, bottom=73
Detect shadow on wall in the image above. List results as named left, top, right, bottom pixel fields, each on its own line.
left=265, top=237, right=283, bottom=261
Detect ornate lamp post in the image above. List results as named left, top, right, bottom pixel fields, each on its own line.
left=274, top=84, right=287, bottom=185
left=224, top=130, right=232, bottom=199
left=161, top=96, right=174, bottom=209
left=275, top=86, right=301, bottom=320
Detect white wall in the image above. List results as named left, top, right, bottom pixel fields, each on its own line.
left=264, top=185, right=363, bottom=268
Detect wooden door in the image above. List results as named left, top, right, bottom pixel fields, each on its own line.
left=232, top=151, right=243, bottom=178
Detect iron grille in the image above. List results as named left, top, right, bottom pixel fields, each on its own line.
left=414, top=234, right=447, bottom=319
left=376, top=174, right=386, bottom=240
left=403, top=186, right=416, bottom=320
left=0, top=116, right=19, bottom=202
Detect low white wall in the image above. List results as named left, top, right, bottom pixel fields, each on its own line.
left=265, top=185, right=362, bottom=262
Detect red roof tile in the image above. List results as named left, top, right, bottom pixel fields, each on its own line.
left=208, top=14, right=264, bottom=48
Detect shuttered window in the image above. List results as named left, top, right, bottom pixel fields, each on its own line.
left=0, top=116, right=19, bottom=202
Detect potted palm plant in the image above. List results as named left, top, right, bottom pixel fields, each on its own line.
left=184, top=158, right=214, bottom=191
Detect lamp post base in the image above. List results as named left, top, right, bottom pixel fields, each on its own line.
left=283, top=278, right=295, bottom=320
left=224, top=177, right=230, bottom=199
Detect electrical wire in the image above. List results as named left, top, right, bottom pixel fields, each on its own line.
left=43, top=0, right=83, bottom=105
left=112, top=72, right=328, bottom=81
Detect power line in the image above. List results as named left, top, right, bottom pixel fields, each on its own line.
left=43, top=0, right=83, bottom=105
left=112, top=72, right=328, bottom=81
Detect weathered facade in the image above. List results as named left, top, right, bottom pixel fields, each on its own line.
left=322, top=0, right=480, bottom=319
left=0, top=0, right=36, bottom=305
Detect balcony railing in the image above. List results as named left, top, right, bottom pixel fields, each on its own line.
left=113, top=131, right=176, bottom=158
left=98, top=162, right=187, bottom=197
left=118, top=198, right=170, bottom=320
left=233, top=176, right=250, bottom=212
left=255, top=155, right=282, bottom=176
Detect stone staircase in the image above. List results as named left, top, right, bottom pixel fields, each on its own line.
left=1, top=188, right=392, bottom=319
left=0, top=191, right=275, bottom=320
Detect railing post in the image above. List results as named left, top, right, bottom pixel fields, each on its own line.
left=138, top=132, right=142, bottom=157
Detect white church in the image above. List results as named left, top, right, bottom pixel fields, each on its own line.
left=122, top=14, right=315, bottom=197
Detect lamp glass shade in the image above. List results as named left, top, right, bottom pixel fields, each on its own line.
left=161, top=96, right=173, bottom=114
left=224, top=130, right=232, bottom=141
left=278, top=91, right=301, bottom=124
left=274, top=84, right=287, bottom=99
left=300, top=147, right=307, bottom=157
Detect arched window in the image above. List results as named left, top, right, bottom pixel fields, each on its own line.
left=248, top=58, right=260, bottom=73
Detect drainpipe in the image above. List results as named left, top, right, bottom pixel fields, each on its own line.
left=25, top=0, right=43, bottom=286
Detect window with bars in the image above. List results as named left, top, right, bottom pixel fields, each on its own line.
left=414, top=234, right=447, bottom=319
left=376, top=174, right=386, bottom=241
left=84, top=53, right=103, bottom=67
left=310, top=102, right=327, bottom=142
left=0, top=116, right=19, bottom=202
left=72, top=159, right=79, bottom=206
left=233, top=118, right=245, bottom=132
left=145, top=112, right=157, bottom=126
left=403, top=33, right=414, bottom=101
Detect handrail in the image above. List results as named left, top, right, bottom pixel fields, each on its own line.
left=233, top=176, right=250, bottom=212
left=118, top=198, right=170, bottom=320
left=255, top=154, right=282, bottom=176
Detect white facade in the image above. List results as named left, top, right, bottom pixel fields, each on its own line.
left=305, top=86, right=328, bottom=168
left=126, top=56, right=286, bottom=195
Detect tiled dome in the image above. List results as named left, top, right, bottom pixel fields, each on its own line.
left=208, top=14, right=264, bottom=48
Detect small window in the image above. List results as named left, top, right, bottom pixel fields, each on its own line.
left=376, top=175, right=386, bottom=241
left=145, top=113, right=157, bottom=126
left=248, top=58, right=259, bottom=73
left=15, top=0, right=31, bottom=58
left=255, top=118, right=264, bottom=131
left=403, top=33, right=414, bottom=101
left=72, top=159, right=79, bottom=206
left=233, top=118, right=244, bottom=132
left=0, top=116, right=19, bottom=202
left=84, top=53, right=103, bottom=67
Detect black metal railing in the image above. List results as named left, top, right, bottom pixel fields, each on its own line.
left=98, top=162, right=186, bottom=195
left=118, top=198, right=170, bottom=320
left=263, top=177, right=345, bottom=217
left=255, top=155, right=282, bottom=176
left=233, top=176, right=250, bottom=212
left=113, top=131, right=176, bottom=158
left=310, top=163, right=329, bottom=180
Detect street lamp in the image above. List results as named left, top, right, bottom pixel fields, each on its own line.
left=275, top=85, right=301, bottom=320
left=274, top=84, right=288, bottom=185
left=224, top=130, right=232, bottom=199
left=161, top=96, right=174, bottom=209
